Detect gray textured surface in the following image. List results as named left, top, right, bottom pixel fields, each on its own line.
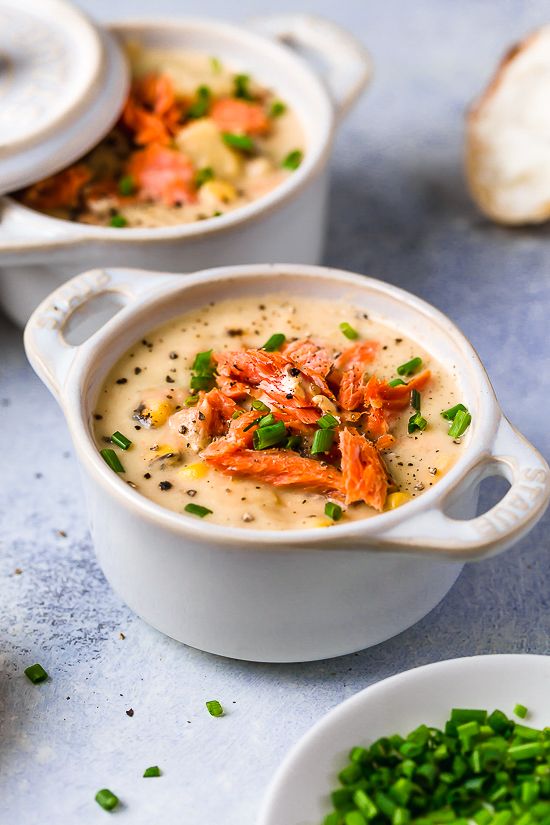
left=1, top=1, right=550, bottom=823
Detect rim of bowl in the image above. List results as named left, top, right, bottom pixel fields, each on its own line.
left=1, top=16, right=336, bottom=245
left=62, top=264, right=500, bottom=549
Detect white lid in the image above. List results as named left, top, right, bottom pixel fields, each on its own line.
left=0, top=0, right=129, bottom=194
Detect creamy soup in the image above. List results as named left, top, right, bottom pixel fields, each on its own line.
left=16, top=46, right=304, bottom=227
left=93, top=296, right=470, bottom=529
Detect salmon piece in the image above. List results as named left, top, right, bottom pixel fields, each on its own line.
left=21, top=164, right=91, bottom=210
left=339, top=428, right=388, bottom=510
left=376, top=433, right=395, bottom=451
left=122, top=73, right=182, bottom=146
left=214, top=349, right=322, bottom=422
left=127, top=144, right=197, bottom=206
left=284, top=338, right=334, bottom=394
left=169, top=388, right=237, bottom=449
left=215, top=374, right=249, bottom=400
left=335, top=340, right=379, bottom=371
left=365, top=406, right=390, bottom=438
left=338, top=366, right=365, bottom=411
left=211, top=98, right=270, bottom=135
left=365, top=371, right=432, bottom=412
left=202, top=443, right=345, bottom=497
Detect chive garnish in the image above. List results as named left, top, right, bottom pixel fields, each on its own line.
left=210, top=56, right=222, bottom=74
left=234, top=73, right=252, bottom=100
left=282, top=149, right=303, bottom=170
left=411, top=389, right=421, bottom=412
left=192, top=350, right=214, bottom=372
left=111, top=431, right=132, bottom=450
left=195, top=167, right=214, bottom=188
left=187, top=85, right=211, bottom=118
left=514, top=704, right=528, bottom=719
left=317, top=413, right=339, bottom=429
left=190, top=375, right=215, bottom=391
left=118, top=175, right=135, bottom=196
left=184, top=503, right=213, bottom=518
left=95, top=789, right=119, bottom=811
left=24, top=663, right=48, bottom=684
left=262, top=332, right=286, bottom=352
left=408, top=412, right=427, bottom=433
left=258, top=412, right=276, bottom=428
left=253, top=421, right=287, bottom=449
left=270, top=100, right=286, bottom=117
left=339, top=322, right=359, bottom=340
left=285, top=435, right=303, bottom=451
left=388, top=378, right=407, bottom=387
left=243, top=418, right=262, bottom=432
left=143, top=766, right=161, bottom=778
left=251, top=399, right=270, bottom=412
left=397, top=356, right=422, bottom=376
left=100, top=448, right=125, bottom=473
left=109, top=214, right=127, bottom=228
left=311, top=427, right=335, bottom=454
left=206, top=699, right=224, bottom=717
left=185, top=395, right=199, bottom=406
left=222, top=132, right=255, bottom=152
left=448, top=409, right=471, bottom=438
left=325, top=502, right=343, bottom=521
left=441, top=402, right=468, bottom=421
left=190, top=349, right=216, bottom=393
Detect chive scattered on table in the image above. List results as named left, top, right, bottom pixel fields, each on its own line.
left=262, top=333, right=286, bottom=352
left=514, top=703, right=528, bottom=719
left=143, top=766, right=161, bottom=778
left=325, top=502, right=343, bottom=521
left=184, top=503, right=213, bottom=518
left=339, top=322, right=359, bottom=340
left=100, top=448, right=125, bottom=473
left=95, top=789, right=119, bottom=811
left=111, top=431, right=132, bottom=450
left=24, top=663, right=48, bottom=684
left=397, top=356, right=422, bottom=376
left=206, top=699, right=224, bottom=717
left=448, top=408, right=472, bottom=438
left=311, top=427, right=335, bottom=454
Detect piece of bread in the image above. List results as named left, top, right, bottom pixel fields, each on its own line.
left=466, top=26, right=550, bottom=225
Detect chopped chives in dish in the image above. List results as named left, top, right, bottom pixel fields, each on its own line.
left=100, top=448, right=125, bottom=473
left=448, top=408, right=471, bottom=438
left=253, top=421, right=287, bottom=449
left=184, top=503, right=213, bottom=518
left=397, top=356, right=422, bottom=376
left=311, top=427, right=335, bottom=454
left=325, top=502, right=343, bottom=521
left=339, top=322, right=359, bottom=340
left=282, top=149, right=303, bottom=170
left=222, top=132, right=255, bottom=152
left=317, top=413, right=339, bottom=429
left=388, top=378, right=407, bottom=387
left=262, top=333, right=286, bottom=352
left=441, top=402, right=468, bottom=421
left=408, top=412, right=427, bottom=433
left=111, top=431, right=132, bottom=450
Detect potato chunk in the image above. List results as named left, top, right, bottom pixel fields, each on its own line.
left=175, top=118, right=243, bottom=181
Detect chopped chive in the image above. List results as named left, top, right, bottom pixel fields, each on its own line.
left=206, top=699, right=224, bottom=717
left=231, top=410, right=243, bottom=419
left=514, top=703, right=528, bottom=719
left=339, top=321, right=359, bottom=340
left=210, top=56, right=222, bottom=74
left=187, top=84, right=211, bottom=118
left=450, top=709, right=488, bottom=724
left=325, top=501, right=343, bottom=521
left=234, top=73, right=252, bottom=100
left=195, top=166, right=214, bottom=188
left=441, top=403, right=468, bottom=421
left=222, top=132, right=255, bottom=152
left=258, top=412, right=276, bottom=428
left=118, top=175, right=135, bottom=196
left=270, top=100, right=286, bottom=117
left=111, top=431, right=132, bottom=450
left=397, top=356, right=422, bottom=376
left=185, top=395, right=199, bottom=406
left=388, top=378, right=407, bottom=387
left=192, top=349, right=214, bottom=373
left=109, top=214, right=127, bottom=228
left=95, top=789, right=119, bottom=811
left=190, top=375, right=215, bottom=391
left=408, top=412, right=427, bottom=433
left=448, top=409, right=471, bottom=438
left=24, top=663, right=48, bottom=684
left=317, top=413, right=339, bottom=429
left=251, top=399, right=270, bottom=412
left=243, top=417, right=262, bottom=432
left=143, top=766, right=161, bottom=778
left=282, top=149, right=303, bottom=170
left=100, top=448, right=125, bottom=473
left=411, top=389, right=421, bottom=411
left=285, top=435, right=303, bottom=451
left=253, top=421, right=287, bottom=449
left=184, top=503, right=212, bottom=518
left=262, top=332, right=286, bottom=352
left=311, top=427, right=335, bottom=454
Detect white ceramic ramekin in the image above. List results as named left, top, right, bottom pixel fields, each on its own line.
left=24, top=264, right=550, bottom=663
left=0, top=14, right=371, bottom=326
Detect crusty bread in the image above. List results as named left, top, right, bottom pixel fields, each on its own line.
left=466, top=25, right=550, bottom=225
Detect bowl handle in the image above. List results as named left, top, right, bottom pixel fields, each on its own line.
left=24, top=267, right=179, bottom=402
left=373, top=417, right=550, bottom=561
left=247, top=14, right=372, bottom=120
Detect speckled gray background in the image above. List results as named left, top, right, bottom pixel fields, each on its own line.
left=1, top=1, right=549, bottom=823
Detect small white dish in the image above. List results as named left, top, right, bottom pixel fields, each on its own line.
left=258, top=654, right=550, bottom=825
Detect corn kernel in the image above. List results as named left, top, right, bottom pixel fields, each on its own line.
left=178, top=462, right=209, bottom=480
left=199, top=179, right=237, bottom=207
left=147, top=400, right=173, bottom=428
left=311, top=516, right=333, bottom=528
left=385, top=491, right=412, bottom=510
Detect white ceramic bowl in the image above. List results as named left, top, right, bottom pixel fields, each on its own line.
left=258, top=654, right=550, bottom=825
left=0, top=14, right=371, bottom=326
left=24, top=265, right=550, bottom=663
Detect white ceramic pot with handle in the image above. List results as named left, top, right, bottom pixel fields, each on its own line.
left=0, top=8, right=372, bottom=326
left=24, top=264, right=550, bottom=663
